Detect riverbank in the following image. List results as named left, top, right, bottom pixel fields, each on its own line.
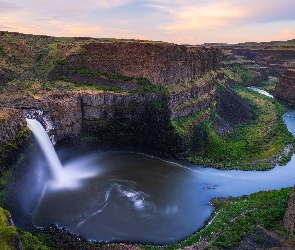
left=4, top=187, right=293, bottom=250
left=186, top=85, right=295, bottom=170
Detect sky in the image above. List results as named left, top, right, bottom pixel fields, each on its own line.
left=1, top=0, right=295, bottom=45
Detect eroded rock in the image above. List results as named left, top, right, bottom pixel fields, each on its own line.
left=275, top=69, right=295, bottom=103
left=284, top=186, right=295, bottom=236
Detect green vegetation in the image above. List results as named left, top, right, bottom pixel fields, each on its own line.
left=223, top=66, right=259, bottom=84
left=149, top=100, right=165, bottom=112
left=47, top=43, right=57, bottom=50
left=18, top=230, right=49, bottom=250
left=166, top=71, right=217, bottom=94
left=152, top=188, right=292, bottom=250
left=51, top=66, right=167, bottom=94
left=0, top=44, right=8, bottom=57
left=172, top=103, right=215, bottom=137
left=0, top=128, right=30, bottom=206
left=0, top=127, right=30, bottom=163
left=0, top=207, right=19, bottom=250
left=55, top=58, right=65, bottom=66
left=0, top=208, right=48, bottom=250
left=36, top=53, right=43, bottom=62
left=259, top=76, right=278, bottom=94
left=187, top=87, right=294, bottom=170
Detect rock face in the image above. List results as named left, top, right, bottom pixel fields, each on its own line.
left=61, top=42, right=220, bottom=85
left=0, top=37, right=221, bottom=157
left=0, top=108, right=26, bottom=146
left=214, top=85, right=252, bottom=136
left=284, top=186, right=295, bottom=236
left=0, top=108, right=28, bottom=174
left=0, top=72, right=218, bottom=156
left=275, top=69, right=295, bottom=103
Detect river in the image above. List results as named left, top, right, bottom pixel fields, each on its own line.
left=4, top=88, right=295, bottom=245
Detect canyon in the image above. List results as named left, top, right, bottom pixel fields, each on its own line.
left=0, top=32, right=295, bottom=248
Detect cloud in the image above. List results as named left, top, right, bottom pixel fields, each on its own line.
left=0, top=1, right=20, bottom=12
left=276, top=28, right=295, bottom=41
left=61, top=22, right=104, bottom=36
left=152, top=0, right=295, bottom=32
left=0, top=24, right=17, bottom=30
left=30, top=0, right=135, bottom=14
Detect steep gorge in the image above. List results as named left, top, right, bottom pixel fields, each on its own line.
left=0, top=34, right=221, bottom=162
left=1, top=32, right=295, bottom=248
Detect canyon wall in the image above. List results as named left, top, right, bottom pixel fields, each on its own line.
left=275, top=69, right=295, bottom=103
left=0, top=73, right=218, bottom=157
left=221, top=46, right=295, bottom=77
left=0, top=38, right=221, bottom=157
left=0, top=108, right=27, bottom=174
left=61, top=42, right=220, bottom=85
left=284, top=186, right=295, bottom=236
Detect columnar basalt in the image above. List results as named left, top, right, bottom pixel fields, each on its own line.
left=61, top=42, right=220, bottom=85
left=0, top=108, right=26, bottom=146
left=0, top=108, right=27, bottom=174
left=275, top=69, right=295, bottom=103
left=0, top=90, right=82, bottom=143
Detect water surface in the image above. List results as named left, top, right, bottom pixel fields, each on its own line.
left=5, top=94, right=295, bottom=245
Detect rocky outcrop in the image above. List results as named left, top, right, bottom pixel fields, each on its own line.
left=284, top=186, right=295, bottom=236
left=0, top=67, right=14, bottom=85
left=0, top=108, right=28, bottom=174
left=0, top=90, right=82, bottom=144
left=0, top=33, right=220, bottom=157
left=0, top=108, right=26, bottom=146
left=221, top=60, right=269, bottom=86
left=78, top=73, right=218, bottom=155
left=275, top=69, right=295, bottom=103
left=60, top=42, right=220, bottom=85
left=214, top=84, right=252, bottom=136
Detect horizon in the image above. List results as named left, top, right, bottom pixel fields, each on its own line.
left=1, top=0, right=295, bottom=45
left=1, top=29, right=295, bottom=46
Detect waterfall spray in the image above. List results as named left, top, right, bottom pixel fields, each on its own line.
left=26, top=118, right=99, bottom=189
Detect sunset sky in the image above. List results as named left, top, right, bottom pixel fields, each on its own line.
left=1, top=0, right=295, bottom=44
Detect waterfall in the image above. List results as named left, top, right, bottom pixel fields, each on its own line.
left=26, top=118, right=99, bottom=189
left=26, top=119, right=63, bottom=182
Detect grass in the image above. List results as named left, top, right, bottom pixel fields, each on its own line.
left=172, top=103, right=215, bottom=137
left=0, top=44, right=8, bottom=57
left=50, top=66, right=167, bottom=94
left=166, top=71, right=217, bottom=94
left=223, top=66, right=259, bottom=84
left=187, top=86, right=294, bottom=169
left=0, top=207, right=48, bottom=250
left=0, top=207, right=19, bottom=250
left=259, top=76, right=278, bottom=94
left=143, top=187, right=293, bottom=250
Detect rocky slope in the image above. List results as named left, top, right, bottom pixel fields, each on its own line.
left=0, top=108, right=27, bottom=174
left=0, top=32, right=221, bottom=157
left=1, top=32, right=295, bottom=249
left=59, top=42, right=220, bottom=85
left=275, top=69, right=295, bottom=103
left=284, top=186, right=295, bottom=236
left=219, top=41, right=295, bottom=78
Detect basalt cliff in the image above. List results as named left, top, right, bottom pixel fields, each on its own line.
left=275, top=69, right=295, bottom=103
left=0, top=32, right=221, bottom=170
left=1, top=32, right=295, bottom=248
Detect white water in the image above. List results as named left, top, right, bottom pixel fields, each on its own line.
left=26, top=119, right=63, bottom=182
left=26, top=119, right=99, bottom=189
left=247, top=86, right=274, bottom=98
